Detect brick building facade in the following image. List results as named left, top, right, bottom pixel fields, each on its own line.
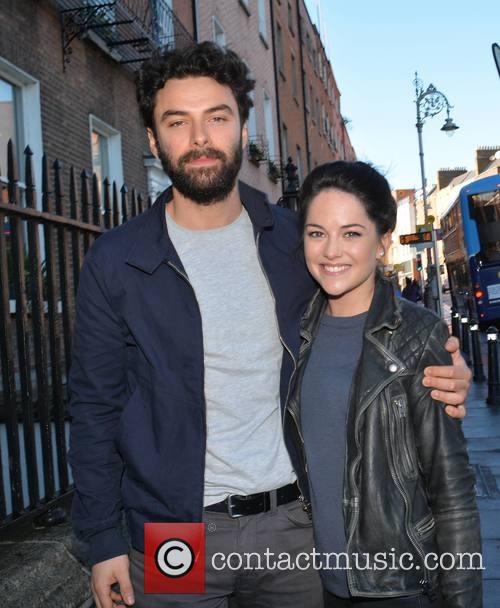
left=271, top=0, right=355, bottom=184
left=0, top=0, right=354, bottom=206
left=0, top=0, right=194, bottom=205
left=195, top=0, right=282, bottom=203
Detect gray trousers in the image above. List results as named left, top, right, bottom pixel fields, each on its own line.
left=129, top=498, right=323, bottom=607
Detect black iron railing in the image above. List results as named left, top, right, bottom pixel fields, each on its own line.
left=0, top=140, right=151, bottom=531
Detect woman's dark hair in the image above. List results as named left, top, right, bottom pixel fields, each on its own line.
left=136, top=42, right=255, bottom=133
left=298, top=161, right=397, bottom=235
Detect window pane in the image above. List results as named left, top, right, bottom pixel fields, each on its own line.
left=258, top=0, right=267, bottom=38
left=264, top=92, right=275, bottom=158
left=0, top=77, right=17, bottom=175
left=91, top=130, right=109, bottom=199
left=213, top=17, right=225, bottom=46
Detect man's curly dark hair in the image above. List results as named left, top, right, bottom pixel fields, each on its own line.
left=136, top=42, right=255, bottom=134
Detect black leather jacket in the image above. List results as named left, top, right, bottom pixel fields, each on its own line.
left=285, top=277, right=482, bottom=607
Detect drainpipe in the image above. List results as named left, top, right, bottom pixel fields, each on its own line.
left=269, top=0, right=284, bottom=196
left=296, top=0, right=311, bottom=174
left=191, top=0, right=198, bottom=41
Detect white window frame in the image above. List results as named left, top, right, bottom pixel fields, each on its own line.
left=212, top=16, right=226, bottom=47
left=0, top=56, right=43, bottom=201
left=263, top=90, right=275, bottom=159
left=89, top=114, right=124, bottom=187
left=258, top=0, right=267, bottom=41
left=247, top=90, right=257, bottom=140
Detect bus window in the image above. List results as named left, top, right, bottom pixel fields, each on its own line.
left=469, top=190, right=500, bottom=263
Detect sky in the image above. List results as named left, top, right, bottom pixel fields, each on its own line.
left=304, top=0, right=500, bottom=191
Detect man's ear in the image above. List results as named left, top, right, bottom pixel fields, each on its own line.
left=147, top=128, right=159, bottom=158
left=241, top=122, right=248, bottom=149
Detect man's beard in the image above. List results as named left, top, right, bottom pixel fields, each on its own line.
left=156, top=136, right=243, bottom=205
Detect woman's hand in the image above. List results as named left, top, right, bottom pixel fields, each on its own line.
left=423, top=336, right=471, bottom=420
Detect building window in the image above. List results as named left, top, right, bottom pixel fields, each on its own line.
left=247, top=90, right=257, bottom=140
left=91, top=130, right=108, bottom=189
left=0, top=57, right=43, bottom=196
left=276, top=24, right=285, bottom=77
left=263, top=90, right=275, bottom=159
left=281, top=123, right=288, bottom=162
left=89, top=115, right=123, bottom=193
left=258, top=0, right=267, bottom=41
left=291, top=54, right=298, bottom=99
left=212, top=16, right=225, bottom=46
left=0, top=77, right=19, bottom=179
left=309, top=86, right=314, bottom=116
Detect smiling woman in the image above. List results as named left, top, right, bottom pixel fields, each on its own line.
left=300, top=162, right=395, bottom=316
left=291, top=160, right=482, bottom=607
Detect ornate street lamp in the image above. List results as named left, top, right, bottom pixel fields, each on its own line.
left=414, top=72, right=459, bottom=317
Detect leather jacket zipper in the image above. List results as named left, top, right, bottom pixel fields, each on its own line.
left=167, top=261, right=207, bottom=522
left=393, top=396, right=415, bottom=478
left=345, top=355, right=406, bottom=596
left=384, top=392, right=430, bottom=592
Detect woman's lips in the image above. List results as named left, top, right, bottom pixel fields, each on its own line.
left=320, top=264, right=351, bottom=276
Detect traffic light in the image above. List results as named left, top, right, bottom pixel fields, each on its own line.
left=416, top=253, right=423, bottom=271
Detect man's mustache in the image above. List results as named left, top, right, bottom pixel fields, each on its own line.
left=179, top=148, right=227, bottom=165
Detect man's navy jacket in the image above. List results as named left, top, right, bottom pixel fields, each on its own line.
left=68, top=182, right=315, bottom=566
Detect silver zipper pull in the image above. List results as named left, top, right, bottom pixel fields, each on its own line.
left=394, top=397, right=406, bottom=417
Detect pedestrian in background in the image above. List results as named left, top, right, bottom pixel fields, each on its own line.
left=402, top=277, right=419, bottom=302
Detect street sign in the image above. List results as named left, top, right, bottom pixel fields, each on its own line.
left=399, top=232, right=433, bottom=245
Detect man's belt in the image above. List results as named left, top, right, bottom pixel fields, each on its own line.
left=205, top=482, right=300, bottom=518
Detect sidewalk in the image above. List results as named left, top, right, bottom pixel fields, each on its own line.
left=461, top=336, right=500, bottom=608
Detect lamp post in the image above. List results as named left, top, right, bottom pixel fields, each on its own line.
left=414, top=72, right=459, bottom=318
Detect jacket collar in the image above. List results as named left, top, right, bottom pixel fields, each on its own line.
left=125, top=181, right=274, bottom=274
left=300, top=274, right=402, bottom=343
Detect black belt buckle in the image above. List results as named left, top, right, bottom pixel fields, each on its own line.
left=226, top=495, right=244, bottom=518
left=226, top=492, right=270, bottom=518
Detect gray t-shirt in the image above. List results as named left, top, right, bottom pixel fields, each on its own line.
left=165, top=207, right=296, bottom=506
left=301, top=311, right=367, bottom=597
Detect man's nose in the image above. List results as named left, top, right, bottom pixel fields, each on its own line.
left=190, top=121, right=209, bottom=147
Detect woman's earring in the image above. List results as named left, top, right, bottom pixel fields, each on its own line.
left=379, top=249, right=385, bottom=257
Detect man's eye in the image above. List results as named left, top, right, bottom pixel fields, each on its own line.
left=210, top=116, right=226, bottom=123
left=169, top=120, right=185, bottom=127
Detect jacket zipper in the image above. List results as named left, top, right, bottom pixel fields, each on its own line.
left=393, top=396, right=415, bottom=478
left=167, top=261, right=207, bottom=522
left=384, top=392, right=430, bottom=592
left=345, top=358, right=407, bottom=596
left=254, top=232, right=308, bottom=502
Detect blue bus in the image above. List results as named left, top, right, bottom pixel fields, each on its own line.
left=441, top=174, right=500, bottom=325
